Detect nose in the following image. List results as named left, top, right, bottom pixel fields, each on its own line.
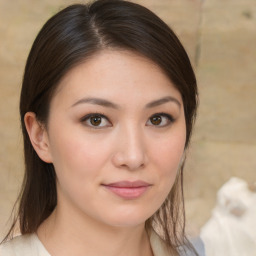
left=112, top=125, right=148, bottom=171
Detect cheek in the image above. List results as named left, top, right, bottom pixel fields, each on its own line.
left=50, top=133, right=112, bottom=202
left=48, top=128, right=115, bottom=192
left=150, top=129, right=186, bottom=193
left=147, top=135, right=185, bottom=212
left=50, top=125, right=109, bottom=164
left=153, top=133, right=185, bottom=171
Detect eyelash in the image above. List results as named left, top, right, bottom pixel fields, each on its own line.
left=80, top=112, right=112, bottom=129
left=80, top=112, right=175, bottom=129
left=147, top=112, right=175, bottom=127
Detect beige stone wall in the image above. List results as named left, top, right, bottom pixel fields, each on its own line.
left=1, top=0, right=255, bottom=239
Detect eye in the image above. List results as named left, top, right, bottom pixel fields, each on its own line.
left=81, top=113, right=111, bottom=128
left=146, top=113, right=174, bottom=127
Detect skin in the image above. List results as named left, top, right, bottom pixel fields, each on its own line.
left=25, top=50, right=186, bottom=256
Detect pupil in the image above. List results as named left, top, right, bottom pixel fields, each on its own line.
left=90, top=116, right=101, bottom=126
left=151, top=116, right=161, bottom=125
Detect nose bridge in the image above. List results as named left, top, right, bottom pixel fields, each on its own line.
left=125, top=123, right=144, bottom=154
left=113, top=122, right=147, bottom=170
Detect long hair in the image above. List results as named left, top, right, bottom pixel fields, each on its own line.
left=4, top=0, right=198, bottom=254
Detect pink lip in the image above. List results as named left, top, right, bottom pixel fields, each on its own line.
left=102, top=180, right=151, bottom=199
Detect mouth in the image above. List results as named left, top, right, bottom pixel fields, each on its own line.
left=102, top=180, right=152, bottom=199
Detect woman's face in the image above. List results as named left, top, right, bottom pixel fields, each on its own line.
left=44, top=50, right=186, bottom=228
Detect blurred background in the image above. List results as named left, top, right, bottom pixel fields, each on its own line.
left=0, top=0, right=255, bottom=242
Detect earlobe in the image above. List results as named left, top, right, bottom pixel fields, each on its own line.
left=24, top=112, right=53, bottom=163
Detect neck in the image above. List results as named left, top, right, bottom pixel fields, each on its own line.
left=37, top=206, right=153, bottom=256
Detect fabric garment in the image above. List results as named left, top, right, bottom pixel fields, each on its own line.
left=201, top=177, right=256, bottom=256
left=0, top=231, right=205, bottom=256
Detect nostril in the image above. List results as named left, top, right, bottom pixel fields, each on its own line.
left=111, top=148, right=147, bottom=170
left=111, top=128, right=147, bottom=170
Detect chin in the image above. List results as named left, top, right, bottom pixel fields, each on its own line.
left=100, top=208, right=154, bottom=228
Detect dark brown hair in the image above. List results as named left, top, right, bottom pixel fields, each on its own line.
left=5, top=0, right=198, bottom=254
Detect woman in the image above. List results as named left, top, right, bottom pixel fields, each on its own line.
left=0, top=0, right=202, bottom=255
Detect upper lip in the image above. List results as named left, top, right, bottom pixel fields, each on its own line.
left=103, top=180, right=151, bottom=188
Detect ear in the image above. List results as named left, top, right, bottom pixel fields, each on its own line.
left=24, top=112, right=53, bottom=163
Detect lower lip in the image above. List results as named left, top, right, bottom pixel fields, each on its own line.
left=103, top=185, right=150, bottom=199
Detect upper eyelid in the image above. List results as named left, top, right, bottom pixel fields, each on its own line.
left=149, top=112, right=175, bottom=120
left=80, top=112, right=174, bottom=119
left=80, top=112, right=175, bottom=125
left=81, top=113, right=112, bottom=128
left=80, top=113, right=110, bottom=121
left=145, top=113, right=175, bottom=128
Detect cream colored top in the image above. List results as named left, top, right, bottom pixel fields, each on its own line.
left=0, top=232, right=170, bottom=256
left=0, top=232, right=204, bottom=256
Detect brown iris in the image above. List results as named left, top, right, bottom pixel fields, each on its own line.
left=90, top=116, right=102, bottom=126
left=150, top=115, right=162, bottom=125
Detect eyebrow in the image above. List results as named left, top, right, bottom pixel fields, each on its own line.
left=71, top=96, right=181, bottom=109
left=145, top=96, right=181, bottom=109
left=71, top=97, right=120, bottom=109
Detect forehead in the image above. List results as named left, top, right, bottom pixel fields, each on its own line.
left=52, top=49, right=183, bottom=108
